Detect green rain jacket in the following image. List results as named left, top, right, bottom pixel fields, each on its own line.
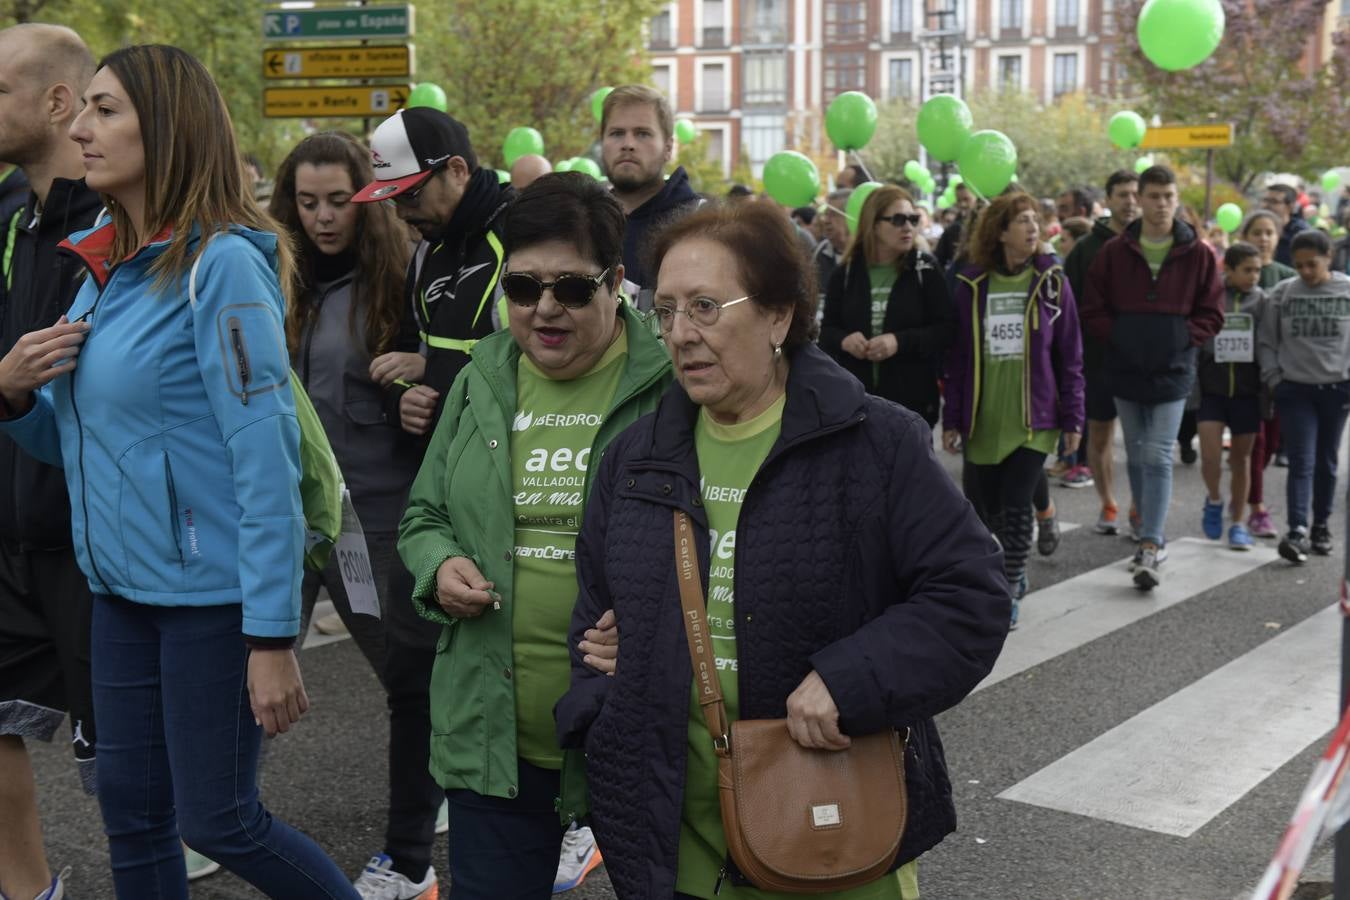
left=397, top=301, right=672, bottom=820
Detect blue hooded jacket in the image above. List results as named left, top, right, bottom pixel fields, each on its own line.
left=0, top=222, right=304, bottom=640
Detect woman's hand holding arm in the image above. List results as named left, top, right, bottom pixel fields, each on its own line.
left=434, top=556, right=496, bottom=619
left=578, top=608, right=618, bottom=675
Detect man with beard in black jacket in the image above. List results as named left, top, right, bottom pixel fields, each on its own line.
left=0, top=23, right=100, bottom=900
left=600, top=85, right=700, bottom=310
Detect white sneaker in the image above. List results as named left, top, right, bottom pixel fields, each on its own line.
left=553, top=823, right=603, bottom=893
left=435, top=797, right=448, bottom=835
left=33, top=867, right=71, bottom=900
left=183, top=843, right=221, bottom=881
left=353, top=854, right=438, bottom=900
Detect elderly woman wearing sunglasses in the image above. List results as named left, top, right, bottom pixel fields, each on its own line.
left=820, top=184, right=955, bottom=428
left=397, top=172, right=672, bottom=896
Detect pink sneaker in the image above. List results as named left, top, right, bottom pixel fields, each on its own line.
left=1248, top=510, right=1278, bottom=538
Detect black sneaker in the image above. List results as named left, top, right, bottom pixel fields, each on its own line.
left=1037, top=513, right=1061, bottom=556
left=1311, top=523, right=1333, bottom=556
left=1180, top=443, right=1197, bottom=465
left=1279, top=529, right=1311, bottom=564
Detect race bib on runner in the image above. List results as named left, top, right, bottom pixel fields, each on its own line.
left=1215, top=313, right=1254, bottom=363
left=985, top=291, right=1026, bottom=358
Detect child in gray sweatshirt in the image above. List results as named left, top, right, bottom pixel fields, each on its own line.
left=1256, top=230, right=1350, bottom=562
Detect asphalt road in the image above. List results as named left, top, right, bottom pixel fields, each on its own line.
left=30, top=430, right=1346, bottom=900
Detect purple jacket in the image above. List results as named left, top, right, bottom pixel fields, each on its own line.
left=943, top=254, right=1085, bottom=438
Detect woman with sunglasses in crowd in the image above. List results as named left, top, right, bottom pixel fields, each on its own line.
left=820, top=185, right=955, bottom=428
left=397, top=172, right=672, bottom=896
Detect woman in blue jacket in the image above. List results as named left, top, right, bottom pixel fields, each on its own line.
left=0, top=46, right=357, bottom=898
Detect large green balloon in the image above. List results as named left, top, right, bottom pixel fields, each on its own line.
left=1137, top=0, right=1225, bottom=71
left=674, top=118, right=697, bottom=143
left=590, top=87, right=614, bottom=123
left=1108, top=111, right=1148, bottom=150
left=825, top=91, right=878, bottom=151
left=1215, top=203, right=1243, bottom=233
left=570, top=157, right=603, bottom=180
left=916, top=95, right=973, bottom=163
left=844, top=181, right=883, bottom=231
left=903, top=160, right=924, bottom=182
left=1323, top=170, right=1343, bottom=193
left=502, top=127, right=544, bottom=168
left=763, top=151, right=820, bottom=207
left=957, top=130, right=1018, bottom=198
left=407, top=82, right=447, bottom=112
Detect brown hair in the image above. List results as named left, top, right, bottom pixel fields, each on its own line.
left=967, top=191, right=1038, bottom=271
left=647, top=201, right=817, bottom=349
left=600, top=84, right=674, bottom=143
left=95, top=45, right=295, bottom=299
left=1061, top=216, right=1092, bottom=239
left=269, top=131, right=411, bottom=357
left=843, top=184, right=915, bottom=270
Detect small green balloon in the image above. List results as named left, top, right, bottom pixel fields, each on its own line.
left=1137, top=0, right=1225, bottom=71
left=845, top=181, right=883, bottom=232
left=554, top=158, right=574, bottom=172
left=825, top=91, right=878, bottom=151
left=502, top=127, right=545, bottom=168
left=590, top=87, right=614, bottom=123
left=937, top=189, right=954, bottom=210
left=570, top=157, right=603, bottom=180
left=407, top=82, right=447, bottom=112
left=763, top=151, right=821, bottom=208
left=919, top=174, right=937, bottom=194
left=957, top=130, right=1018, bottom=199
left=1108, top=110, right=1148, bottom=150
left=496, top=169, right=509, bottom=184
left=674, top=118, right=697, bottom=143
left=917, top=95, right=974, bottom=163
left=903, top=160, right=924, bottom=182
left=1215, top=202, right=1243, bottom=233
left=1323, top=170, right=1342, bottom=193
left=1134, top=154, right=1155, bottom=174
left=950, top=174, right=964, bottom=187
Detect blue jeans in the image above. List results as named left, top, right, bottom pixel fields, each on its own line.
left=1115, top=397, right=1188, bottom=546
left=1274, top=380, right=1350, bottom=531
left=92, top=594, right=358, bottom=900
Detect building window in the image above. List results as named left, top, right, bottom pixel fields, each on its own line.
left=997, top=54, right=1022, bottom=88
left=999, top=0, right=1023, bottom=30
left=825, top=0, right=867, bottom=42
left=703, top=0, right=727, bottom=46
left=824, top=52, right=866, bottom=95
left=706, top=129, right=726, bottom=169
left=888, top=58, right=913, bottom=99
left=744, top=114, right=786, bottom=170
left=1055, top=0, right=1078, bottom=27
left=650, top=8, right=673, bottom=47
left=743, top=0, right=788, bottom=43
left=744, top=52, right=788, bottom=106
left=891, top=0, right=912, bottom=34
left=700, top=63, right=727, bottom=112
left=1052, top=52, right=1078, bottom=96
left=651, top=64, right=672, bottom=102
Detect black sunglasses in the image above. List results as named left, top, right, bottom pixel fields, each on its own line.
left=879, top=213, right=922, bottom=228
left=501, top=267, right=613, bottom=309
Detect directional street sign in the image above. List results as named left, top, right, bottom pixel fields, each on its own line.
left=262, top=46, right=413, bottom=80
left=1141, top=123, right=1235, bottom=150
left=264, top=85, right=410, bottom=119
left=262, top=5, right=414, bottom=41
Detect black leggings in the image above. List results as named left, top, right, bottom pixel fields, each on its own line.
left=965, top=447, right=1049, bottom=594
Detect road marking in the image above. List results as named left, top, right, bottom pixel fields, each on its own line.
left=978, top=537, right=1278, bottom=693
left=999, top=604, right=1339, bottom=837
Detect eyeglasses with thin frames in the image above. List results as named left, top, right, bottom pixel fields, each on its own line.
left=384, top=160, right=448, bottom=208
left=649, top=295, right=753, bottom=333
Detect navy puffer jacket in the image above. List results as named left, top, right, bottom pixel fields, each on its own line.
left=555, top=343, right=1009, bottom=899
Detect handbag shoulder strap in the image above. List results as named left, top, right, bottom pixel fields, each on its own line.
left=674, top=509, right=731, bottom=757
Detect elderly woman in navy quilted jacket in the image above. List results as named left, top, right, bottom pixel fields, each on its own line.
left=555, top=201, right=1010, bottom=900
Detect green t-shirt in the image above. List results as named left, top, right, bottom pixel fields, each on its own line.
left=509, top=329, right=628, bottom=769
left=965, top=269, right=1060, bottom=467
left=1140, top=234, right=1173, bottom=278
left=1260, top=261, right=1297, bottom=290
left=868, top=264, right=898, bottom=389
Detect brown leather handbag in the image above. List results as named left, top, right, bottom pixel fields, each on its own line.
left=673, top=510, right=909, bottom=894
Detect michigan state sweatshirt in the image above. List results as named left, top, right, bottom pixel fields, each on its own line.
left=1257, top=271, right=1350, bottom=387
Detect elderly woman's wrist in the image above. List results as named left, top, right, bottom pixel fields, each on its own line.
left=0, top=387, right=33, bottom=419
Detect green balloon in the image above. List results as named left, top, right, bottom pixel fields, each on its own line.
left=1323, top=171, right=1342, bottom=193
left=950, top=174, right=964, bottom=187
left=496, top=169, right=510, bottom=184
left=957, top=130, right=1018, bottom=198
left=502, top=127, right=545, bottom=168
left=407, top=82, right=447, bottom=112
left=937, top=188, right=955, bottom=210
left=590, top=87, right=614, bottom=123
left=674, top=118, right=697, bottom=143
left=570, top=157, right=603, bottom=180
left=1215, top=202, right=1243, bottom=233
left=763, top=151, right=820, bottom=207
left=1134, top=155, right=1155, bottom=174
left=903, top=160, right=924, bottom=182
left=844, top=182, right=883, bottom=231
left=917, top=95, right=973, bottom=163
left=1137, top=0, right=1225, bottom=71
left=1108, top=111, right=1148, bottom=150
left=919, top=174, right=937, bottom=194
left=825, top=91, right=878, bottom=151
left=554, top=158, right=574, bottom=172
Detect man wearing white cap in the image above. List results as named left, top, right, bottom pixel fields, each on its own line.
left=354, top=107, right=513, bottom=435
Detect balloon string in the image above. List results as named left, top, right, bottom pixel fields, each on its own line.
left=849, top=151, right=875, bottom=184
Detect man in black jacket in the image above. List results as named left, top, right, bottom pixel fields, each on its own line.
left=354, top=107, right=513, bottom=434
left=0, top=23, right=99, bottom=900
left=1263, top=182, right=1309, bottom=267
